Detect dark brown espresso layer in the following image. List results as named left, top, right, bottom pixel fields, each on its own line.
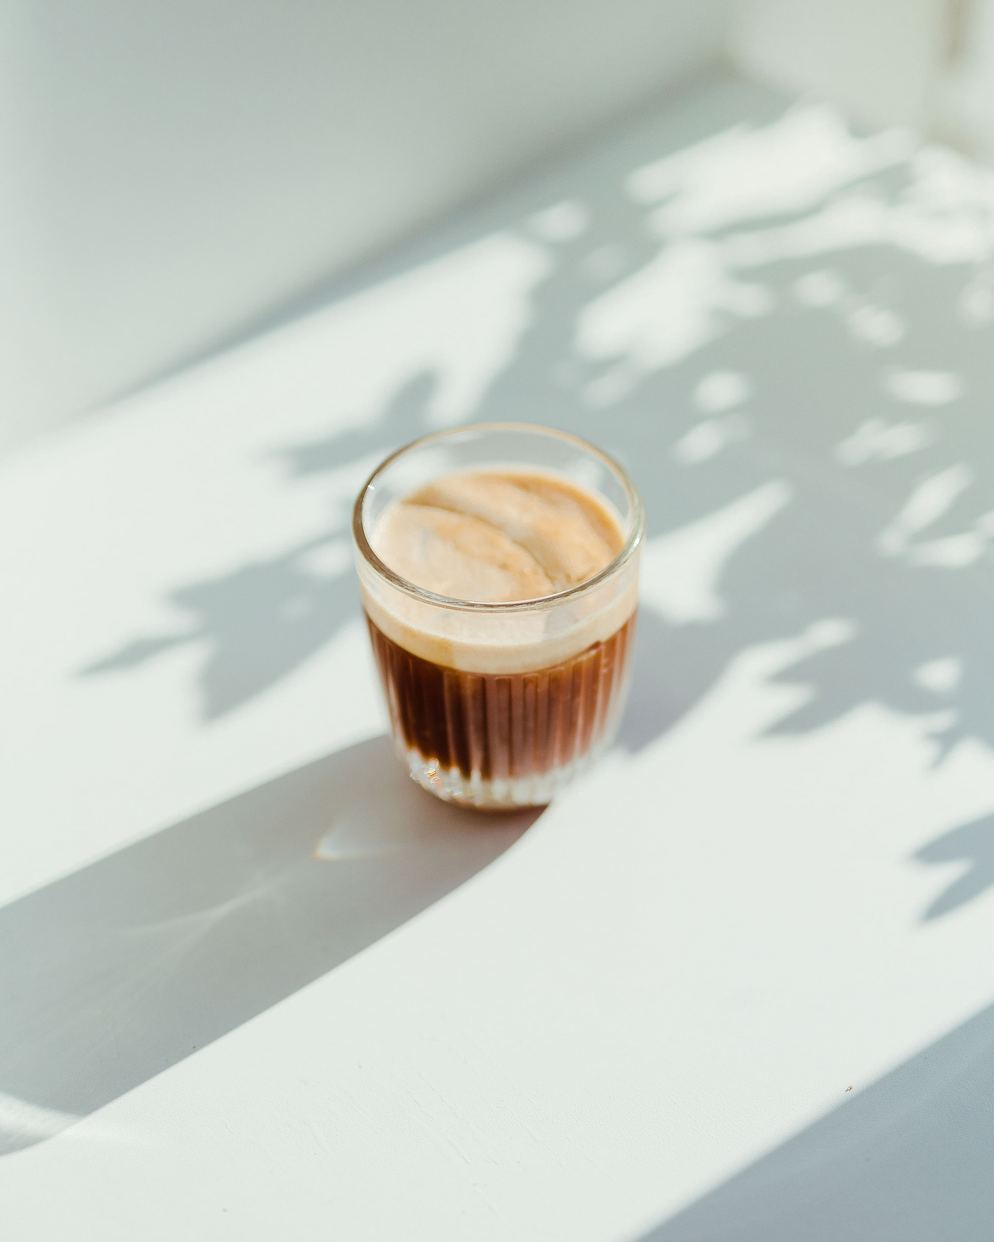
left=366, top=612, right=635, bottom=781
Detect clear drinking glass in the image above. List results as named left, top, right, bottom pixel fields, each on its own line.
left=352, top=423, right=643, bottom=808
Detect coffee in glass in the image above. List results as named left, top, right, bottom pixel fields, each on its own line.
left=352, top=424, right=643, bottom=808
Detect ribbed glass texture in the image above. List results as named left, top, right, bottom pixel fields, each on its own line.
left=368, top=614, right=635, bottom=808
left=352, top=423, right=643, bottom=809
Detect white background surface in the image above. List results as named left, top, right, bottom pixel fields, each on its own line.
left=4, top=74, right=994, bottom=1239
left=0, top=0, right=731, bottom=450
left=731, top=0, right=948, bottom=128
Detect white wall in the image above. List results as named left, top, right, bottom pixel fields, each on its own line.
left=0, top=1, right=731, bottom=452
left=730, top=0, right=950, bottom=130
left=933, top=0, right=994, bottom=160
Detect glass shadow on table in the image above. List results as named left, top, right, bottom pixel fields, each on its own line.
left=0, top=736, right=537, bottom=1155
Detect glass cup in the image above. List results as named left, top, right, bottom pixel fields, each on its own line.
left=352, top=423, right=643, bottom=808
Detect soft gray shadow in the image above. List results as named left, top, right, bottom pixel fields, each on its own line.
left=0, top=736, right=537, bottom=1155
left=81, top=539, right=357, bottom=720
left=915, top=811, right=994, bottom=920
left=80, top=76, right=994, bottom=913
left=275, top=369, right=439, bottom=482
left=619, top=609, right=730, bottom=752
left=79, top=371, right=439, bottom=719
left=635, top=1002, right=994, bottom=1242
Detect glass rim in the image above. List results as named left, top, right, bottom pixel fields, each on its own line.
left=351, top=421, right=645, bottom=614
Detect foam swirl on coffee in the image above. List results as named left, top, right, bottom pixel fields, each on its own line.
left=372, top=469, right=623, bottom=602
left=363, top=468, right=635, bottom=673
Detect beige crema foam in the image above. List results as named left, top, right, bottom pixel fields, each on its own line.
left=362, top=468, right=637, bottom=673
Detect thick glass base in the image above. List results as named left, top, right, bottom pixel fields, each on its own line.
left=399, top=738, right=613, bottom=810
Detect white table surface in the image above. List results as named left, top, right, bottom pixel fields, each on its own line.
left=4, top=73, right=994, bottom=1240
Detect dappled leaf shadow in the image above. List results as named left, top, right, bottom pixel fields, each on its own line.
left=80, top=82, right=994, bottom=916
left=915, top=811, right=994, bottom=920
left=81, top=535, right=356, bottom=719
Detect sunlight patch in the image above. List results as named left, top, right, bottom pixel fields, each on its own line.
left=879, top=465, right=973, bottom=555
left=960, top=275, right=994, bottom=324
left=673, top=414, right=750, bottom=464
left=882, top=369, right=963, bottom=406
left=836, top=419, right=933, bottom=465
left=641, top=480, right=791, bottom=623
left=578, top=240, right=772, bottom=377
left=914, top=657, right=963, bottom=695
left=527, top=200, right=589, bottom=242
left=793, top=269, right=846, bottom=307
left=804, top=618, right=858, bottom=648
left=628, top=107, right=910, bottom=236
left=908, top=533, right=986, bottom=567
left=847, top=303, right=905, bottom=347
left=694, top=370, right=752, bottom=413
